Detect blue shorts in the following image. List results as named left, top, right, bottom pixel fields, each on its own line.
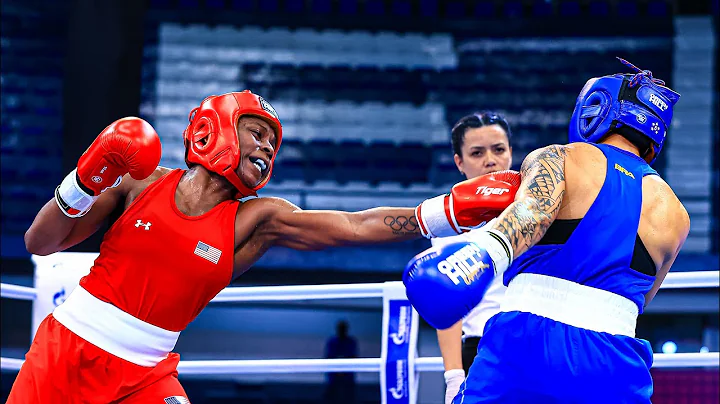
left=453, top=311, right=654, bottom=404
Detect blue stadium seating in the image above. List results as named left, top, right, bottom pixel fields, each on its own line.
left=0, top=14, right=65, bottom=236
left=2, top=18, right=676, bottom=238
left=142, top=24, right=674, bottom=194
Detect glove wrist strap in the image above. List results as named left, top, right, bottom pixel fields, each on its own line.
left=416, top=194, right=460, bottom=239
left=55, top=169, right=99, bottom=218
left=468, top=229, right=513, bottom=274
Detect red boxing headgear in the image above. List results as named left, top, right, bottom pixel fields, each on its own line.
left=183, top=90, right=282, bottom=198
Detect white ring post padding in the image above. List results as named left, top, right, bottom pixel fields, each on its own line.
left=2, top=271, right=718, bottom=302
left=380, top=281, right=419, bottom=404
left=2, top=353, right=718, bottom=374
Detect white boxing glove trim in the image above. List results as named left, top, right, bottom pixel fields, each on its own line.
left=417, top=194, right=459, bottom=239
left=55, top=169, right=99, bottom=218
left=447, top=194, right=463, bottom=235
left=467, top=229, right=513, bottom=275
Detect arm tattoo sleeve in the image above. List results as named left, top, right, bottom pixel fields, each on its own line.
left=492, top=145, right=567, bottom=258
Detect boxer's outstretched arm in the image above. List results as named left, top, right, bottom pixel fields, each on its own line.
left=259, top=198, right=421, bottom=250
left=490, top=145, right=567, bottom=258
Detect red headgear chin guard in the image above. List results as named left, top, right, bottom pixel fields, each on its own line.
left=183, top=90, right=282, bottom=198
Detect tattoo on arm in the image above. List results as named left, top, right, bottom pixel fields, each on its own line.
left=384, top=215, right=420, bottom=236
left=493, top=145, right=567, bottom=257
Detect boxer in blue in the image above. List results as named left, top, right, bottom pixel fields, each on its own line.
left=405, top=58, right=690, bottom=403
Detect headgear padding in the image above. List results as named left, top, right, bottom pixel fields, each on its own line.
left=568, top=58, right=680, bottom=165
left=183, top=90, right=282, bottom=198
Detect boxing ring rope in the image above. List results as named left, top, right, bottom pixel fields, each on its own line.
left=1, top=282, right=391, bottom=302
left=2, top=272, right=719, bottom=368
left=2, top=354, right=718, bottom=374
left=1, top=266, right=718, bottom=403
left=3, top=270, right=719, bottom=302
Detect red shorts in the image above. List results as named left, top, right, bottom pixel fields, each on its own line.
left=7, top=314, right=189, bottom=403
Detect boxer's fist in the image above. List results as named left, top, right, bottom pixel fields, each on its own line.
left=416, top=170, right=520, bottom=238
left=403, top=241, right=497, bottom=330
left=55, top=117, right=161, bottom=217
left=77, top=117, right=161, bottom=195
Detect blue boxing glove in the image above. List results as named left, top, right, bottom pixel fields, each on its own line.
left=403, top=230, right=513, bottom=330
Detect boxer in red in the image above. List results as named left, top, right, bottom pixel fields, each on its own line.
left=10, top=91, right=520, bottom=403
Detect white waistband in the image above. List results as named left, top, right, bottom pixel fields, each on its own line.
left=52, top=286, right=180, bottom=367
left=500, top=273, right=639, bottom=337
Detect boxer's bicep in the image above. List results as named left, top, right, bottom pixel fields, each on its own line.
left=491, top=145, right=567, bottom=258
left=644, top=205, right=691, bottom=306
left=643, top=250, right=678, bottom=307
left=253, top=198, right=342, bottom=250
left=273, top=209, right=359, bottom=250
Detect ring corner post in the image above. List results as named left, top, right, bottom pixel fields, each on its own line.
left=381, top=281, right=418, bottom=404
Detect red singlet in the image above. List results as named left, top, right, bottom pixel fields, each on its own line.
left=9, top=169, right=240, bottom=403
left=81, top=169, right=238, bottom=331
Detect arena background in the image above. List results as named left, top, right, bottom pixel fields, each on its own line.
left=1, top=0, right=717, bottom=402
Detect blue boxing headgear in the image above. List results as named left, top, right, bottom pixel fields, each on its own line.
left=569, top=58, right=680, bottom=165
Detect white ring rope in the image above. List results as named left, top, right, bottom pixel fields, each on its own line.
left=1, top=270, right=718, bottom=375
left=0, top=282, right=387, bottom=302
left=2, top=353, right=718, bottom=374
left=0, top=283, right=36, bottom=300
left=656, top=271, right=720, bottom=289
left=212, top=282, right=385, bottom=302
left=2, top=271, right=718, bottom=301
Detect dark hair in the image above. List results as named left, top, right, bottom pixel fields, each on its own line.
left=450, top=112, right=512, bottom=157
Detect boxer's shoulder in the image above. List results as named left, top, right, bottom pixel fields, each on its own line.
left=563, top=143, right=605, bottom=171
left=123, top=166, right=175, bottom=208
left=518, top=144, right=573, bottom=181
left=641, top=175, right=689, bottom=235
left=230, top=196, right=300, bottom=258
left=642, top=175, right=684, bottom=214
left=139, top=166, right=173, bottom=185
left=521, top=144, right=569, bottom=166
left=234, top=196, right=299, bottom=229
left=235, top=196, right=300, bottom=221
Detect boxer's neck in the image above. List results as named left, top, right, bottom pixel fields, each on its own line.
left=175, top=167, right=235, bottom=216
left=600, top=134, right=641, bottom=157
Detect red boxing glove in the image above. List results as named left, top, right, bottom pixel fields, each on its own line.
left=415, top=170, right=521, bottom=238
left=55, top=117, right=161, bottom=217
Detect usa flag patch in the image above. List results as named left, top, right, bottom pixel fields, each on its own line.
left=164, top=396, right=190, bottom=404
left=194, top=241, right=221, bottom=264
